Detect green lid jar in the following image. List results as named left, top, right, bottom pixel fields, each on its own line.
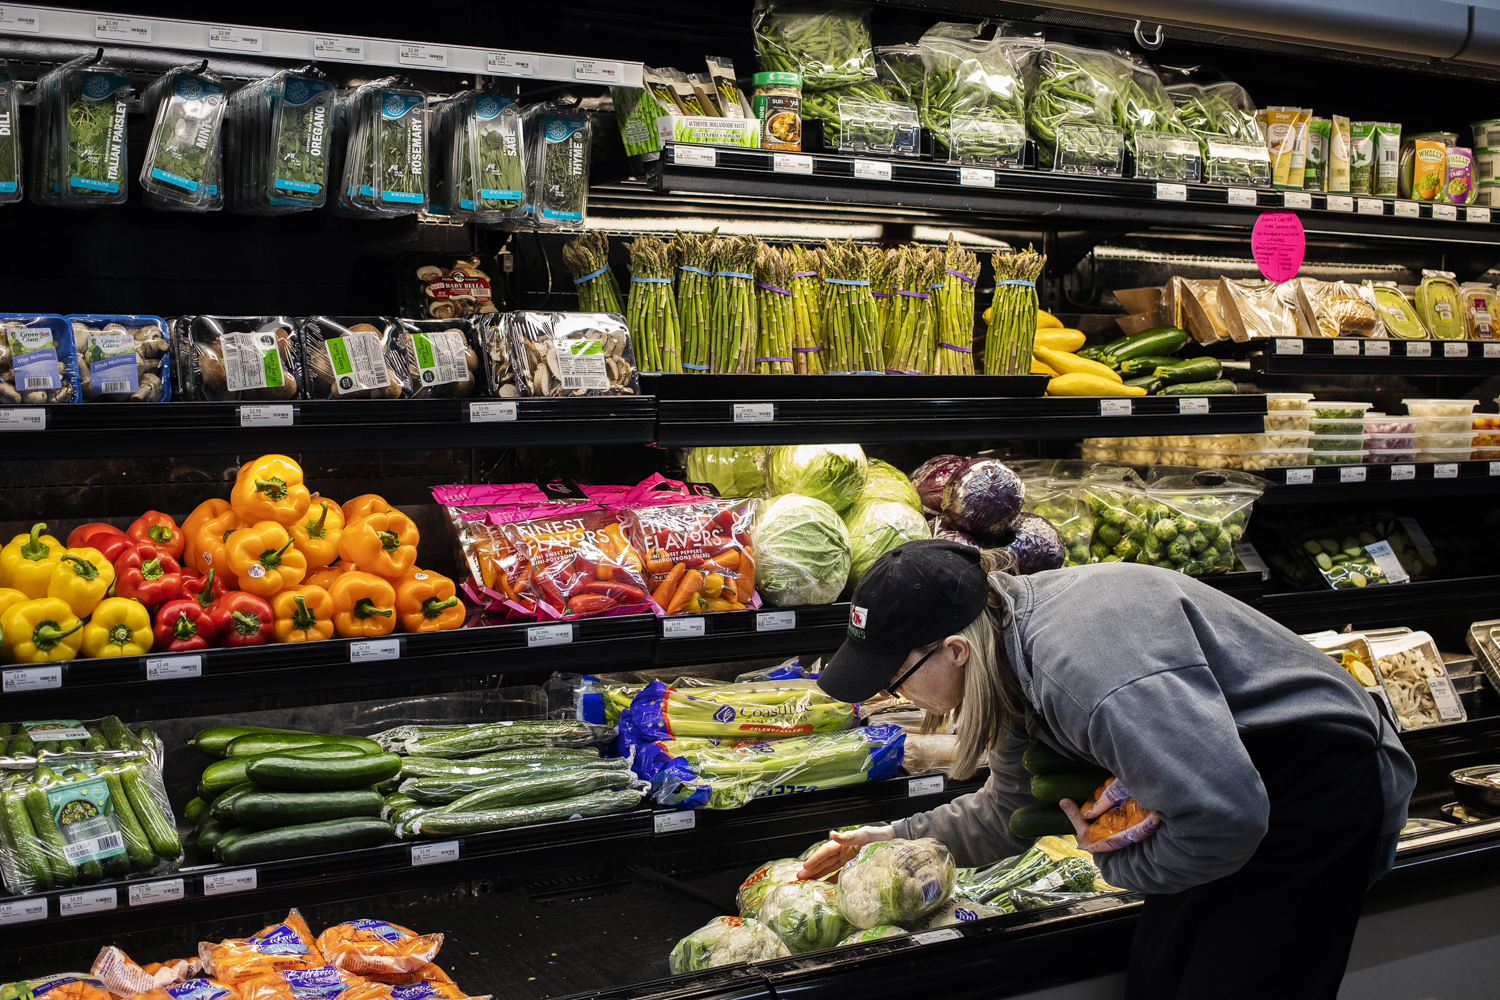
left=752, top=73, right=803, bottom=151
left=753, top=72, right=802, bottom=88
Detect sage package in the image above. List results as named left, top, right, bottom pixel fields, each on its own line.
left=140, top=64, right=227, bottom=211
left=441, top=91, right=525, bottom=223
left=338, top=78, right=429, bottom=217
left=31, top=54, right=132, bottom=208
left=0, top=62, right=20, bottom=206
left=67, top=315, right=172, bottom=401
left=0, top=313, right=81, bottom=403
left=225, top=69, right=334, bottom=215
left=298, top=316, right=413, bottom=398
left=175, top=315, right=303, bottom=401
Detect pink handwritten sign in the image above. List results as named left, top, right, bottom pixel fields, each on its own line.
left=1251, top=211, right=1305, bottom=282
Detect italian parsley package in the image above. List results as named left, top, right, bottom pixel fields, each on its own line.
left=141, top=64, right=228, bottom=211
left=32, top=54, right=133, bottom=208
left=0, top=62, right=20, bottom=206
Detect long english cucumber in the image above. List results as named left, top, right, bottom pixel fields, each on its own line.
left=231, top=790, right=385, bottom=829
left=217, top=818, right=394, bottom=864
left=420, top=788, right=643, bottom=836
left=245, top=753, right=401, bottom=791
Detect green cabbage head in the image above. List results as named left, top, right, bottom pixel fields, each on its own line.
left=766, top=444, right=868, bottom=512
left=753, top=494, right=852, bottom=605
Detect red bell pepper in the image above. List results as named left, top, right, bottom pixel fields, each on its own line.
left=128, top=511, right=185, bottom=561
left=152, top=599, right=216, bottom=652
left=207, top=591, right=275, bottom=647
left=114, top=543, right=182, bottom=608
left=67, top=523, right=124, bottom=549
left=83, top=530, right=135, bottom=564
left=180, top=568, right=226, bottom=611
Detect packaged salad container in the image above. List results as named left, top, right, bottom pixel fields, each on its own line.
left=1243, top=447, right=1313, bottom=470
left=1367, top=447, right=1419, bottom=464
left=1310, top=401, right=1374, bottom=425
left=1266, top=392, right=1315, bottom=412
left=1403, top=398, right=1478, bottom=417
left=1367, top=630, right=1466, bottom=731
left=1307, top=449, right=1368, bottom=466
left=1264, top=410, right=1314, bottom=432
left=1416, top=446, right=1473, bottom=462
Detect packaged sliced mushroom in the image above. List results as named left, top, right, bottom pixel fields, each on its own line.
left=298, top=316, right=413, bottom=399
left=66, top=314, right=172, bottom=402
left=476, top=313, right=519, bottom=398
left=398, top=318, right=482, bottom=398
left=506, top=311, right=639, bottom=398
left=401, top=253, right=502, bottom=319
left=177, top=316, right=303, bottom=401
left=0, top=313, right=80, bottom=403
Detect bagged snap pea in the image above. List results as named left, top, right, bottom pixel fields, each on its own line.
left=298, top=317, right=413, bottom=399
left=177, top=316, right=302, bottom=401
left=67, top=315, right=171, bottom=401
left=0, top=62, right=20, bottom=206
left=140, top=64, right=227, bottom=211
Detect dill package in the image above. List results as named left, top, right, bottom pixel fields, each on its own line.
left=339, top=78, right=429, bottom=217
left=32, top=54, right=132, bottom=208
left=523, top=101, right=591, bottom=229
left=443, top=90, right=525, bottom=223
left=140, top=64, right=227, bottom=211
left=0, top=62, right=19, bottom=205
left=222, top=69, right=335, bottom=214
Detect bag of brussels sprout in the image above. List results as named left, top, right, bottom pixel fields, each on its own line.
left=1079, top=471, right=1151, bottom=564
left=1021, top=479, right=1093, bottom=568
left=1139, top=469, right=1266, bottom=577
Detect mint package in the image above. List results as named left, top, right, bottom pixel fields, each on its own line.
left=141, top=64, right=227, bottom=211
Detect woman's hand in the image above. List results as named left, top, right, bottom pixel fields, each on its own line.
left=797, top=825, right=894, bottom=881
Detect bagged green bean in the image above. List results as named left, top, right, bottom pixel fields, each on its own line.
left=800, top=80, right=887, bottom=147
left=1021, top=43, right=1125, bottom=174
left=140, top=64, right=227, bottom=211
left=0, top=62, right=20, bottom=206
left=753, top=0, right=877, bottom=91
left=31, top=55, right=132, bottom=208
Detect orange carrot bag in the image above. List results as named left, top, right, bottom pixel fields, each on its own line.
left=238, top=967, right=366, bottom=1000
left=199, top=910, right=325, bottom=988
left=357, top=967, right=453, bottom=988
left=343, top=983, right=482, bottom=1000
left=91, top=948, right=201, bottom=998
left=315, top=921, right=443, bottom=977
left=0, top=974, right=113, bottom=1000
left=128, top=980, right=238, bottom=1000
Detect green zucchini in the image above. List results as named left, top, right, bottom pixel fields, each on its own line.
left=1160, top=378, right=1237, bottom=396
left=216, top=818, right=395, bottom=864
left=98, top=767, right=157, bottom=871
left=232, top=789, right=385, bottom=829
left=1030, top=771, right=1110, bottom=805
left=224, top=732, right=384, bottom=758
left=211, top=782, right=255, bottom=821
left=1008, top=803, right=1073, bottom=839
left=24, top=781, right=76, bottom=887
left=190, top=725, right=313, bottom=758
left=99, top=716, right=147, bottom=756
left=1116, top=355, right=1183, bottom=377
left=1022, top=742, right=1093, bottom=776
left=119, top=762, right=182, bottom=862
left=1122, top=375, right=1162, bottom=393
left=184, top=797, right=209, bottom=825
left=443, top=768, right=633, bottom=814
left=200, top=745, right=371, bottom=796
left=420, top=789, right=642, bottom=836
left=1102, top=326, right=1190, bottom=365
left=2, top=789, right=51, bottom=891
left=246, top=753, right=401, bottom=791
left=1152, top=357, right=1222, bottom=385
left=197, top=815, right=233, bottom=852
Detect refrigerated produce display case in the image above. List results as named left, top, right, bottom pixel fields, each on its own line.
left=2, top=1, right=1500, bottom=997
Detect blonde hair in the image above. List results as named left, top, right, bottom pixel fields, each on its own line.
left=916, top=548, right=1026, bottom=779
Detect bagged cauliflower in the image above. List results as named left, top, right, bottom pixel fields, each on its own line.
left=836, top=838, right=956, bottom=929
left=838, top=925, right=908, bottom=946
left=908, top=895, right=1002, bottom=931
left=668, top=916, right=790, bottom=974
left=757, top=880, right=851, bottom=953
left=737, top=858, right=805, bottom=917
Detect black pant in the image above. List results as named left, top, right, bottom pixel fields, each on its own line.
left=1126, top=726, right=1385, bottom=1000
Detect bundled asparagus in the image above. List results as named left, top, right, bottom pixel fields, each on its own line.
left=983, top=245, right=1047, bottom=376
left=676, top=230, right=718, bottom=372
left=886, top=248, right=939, bottom=374
left=933, top=235, right=979, bottom=375
left=627, top=235, right=683, bottom=373
left=754, top=243, right=797, bottom=374
left=563, top=231, right=623, bottom=314
left=864, top=246, right=895, bottom=361
left=821, top=240, right=884, bottom=373
left=711, top=235, right=760, bottom=374
left=786, top=245, right=826, bottom=374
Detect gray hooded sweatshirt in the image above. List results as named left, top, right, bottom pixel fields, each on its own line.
left=890, top=563, right=1417, bottom=895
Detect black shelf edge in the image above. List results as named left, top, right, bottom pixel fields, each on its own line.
left=651, top=603, right=849, bottom=667
left=0, top=398, right=657, bottom=458
left=1248, top=338, right=1500, bottom=376
left=1258, top=575, right=1500, bottom=631
left=1259, top=460, right=1500, bottom=503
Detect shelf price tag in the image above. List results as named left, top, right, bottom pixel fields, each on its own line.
left=469, top=401, right=518, bottom=423
left=912, top=928, right=963, bottom=945
left=574, top=59, right=623, bottom=84
left=239, top=405, right=293, bottom=427
left=1234, top=543, right=1270, bottom=580
left=1486, top=343, right=1500, bottom=358
left=1433, top=204, right=1458, bottom=221
left=527, top=624, right=573, bottom=648
left=1491, top=461, right=1500, bottom=477
left=1326, top=195, right=1354, bottom=212
left=146, top=655, right=201, bottom=681
left=662, top=617, right=705, bottom=639
left=1274, top=339, right=1303, bottom=355
left=959, top=167, right=995, bottom=187
left=203, top=869, right=257, bottom=896
left=1227, top=188, right=1257, bottom=206
left=208, top=25, right=263, bottom=51
left=312, top=35, right=365, bottom=61
left=0, top=408, right=45, bottom=430
left=854, top=159, right=892, bottom=181
left=1284, top=468, right=1314, bottom=485
left=411, top=841, right=459, bottom=867
left=0, top=899, right=46, bottom=926
left=654, top=810, right=696, bottom=833
left=1176, top=397, right=1209, bottom=415
left=59, top=889, right=116, bottom=916
left=732, top=402, right=775, bottom=423
left=772, top=153, right=813, bottom=175
left=1390, top=464, right=1416, bottom=481
left=2, top=665, right=60, bottom=693
left=486, top=51, right=536, bottom=76
left=1364, top=340, right=1390, bottom=356
left=350, top=638, right=400, bottom=663
left=1426, top=675, right=1465, bottom=720
left=94, top=14, right=152, bottom=41
left=399, top=44, right=449, bottom=68
left=1282, top=191, right=1312, bottom=209
left=1469, top=206, right=1492, bottom=223
left=129, top=879, right=184, bottom=906
left=1393, top=201, right=1420, bottom=219
left=1320, top=340, right=1359, bottom=359
left=1406, top=341, right=1432, bottom=357
left=1444, top=342, right=1470, bottom=357
left=0, top=7, right=41, bottom=32
left=756, top=611, right=796, bottom=632
left=1155, top=182, right=1187, bottom=202
left=908, top=775, right=945, bottom=796
left=674, top=146, right=716, bottom=168
left=1357, top=198, right=1385, bottom=215
left=1099, top=399, right=1132, bottom=416
left=1364, top=540, right=1410, bottom=584
left=1339, top=466, right=1366, bottom=483
left=1434, top=463, right=1460, bottom=479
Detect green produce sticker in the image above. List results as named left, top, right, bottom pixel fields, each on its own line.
left=412, top=329, right=468, bottom=387
left=46, top=777, right=126, bottom=864
left=324, top=331, right=390, bottom=392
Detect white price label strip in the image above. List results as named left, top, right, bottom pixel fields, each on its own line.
left=0, top=7, right=41, bottom=32
left=1283, top=192, right=1311, bottom=209
left=1326, top=195, right=1354, bottom=212
left=487, top=51, right=536, bottom=76
left=654, top=810, right=696, bottom=833
left=1357, top=198, right=1385, bottom=216
left=773, top=154, right=813, bottom=175
left=94, top=14, right=152, bottom=40
left=1390, top=464, right=1415, bottom=481
left=1394, top=201, right=1420, bottom=219
left=3, top=665, right=60, bottom=692
left=574, top=59, right=622, bottom=84
left=756, top=611, right=795, bottom=632
left=662, top=617, right=705, bottom=639
left=239, top=404, right=293, bottom=427
left=1433, top=204, right=1458, bottom=221
left=0, top=899, right=46, bottom=925
left=854, top=159, right=892, bottom=181
left=1333, top=340, right=1360, bottom=356
left=312, top=35, right=364, bottom=61
left=1486, top=343, right=1500, bottom=358
left=146, top=655, right=201, bottom=680
left=59, top=889, right=116, bottom=916
left=1434, top=463, right=1459, bottom=479
left=203, top=869, right=257, bottom=896
left=470, top=401, right=518, bottom=423
left=207, top=25, right=262, bottom=51
left=0, top=408, right=45, bottom=430
left=1099, top=399, right=1132, bottom=416
left=908, top=775, right=945, bottom=796
left=1155, top=183, right=1187, bottom=202
left=1406, top=341, right=1431, bottom=357
left=1284, top=468, right=1314, bottom=485
left=959, top=167, right=994, bottom=187
left=1426, top=675, right=1465, bottom=720
left=1491, top=462, right=1500, bottom=477
left=1469, top=206, right=1492, bottom=223
left=399, top=44, right=448, bottom=68
left=1275, top=339, right=1304, bottom=355
left=912, top=928, right=963, bottom=945
left=1176, top=397, right=1209, bottom=415
left=675, top=146, right=716, bottom=168
left=732, top=402, right=775, bottom=423
left=1445, top=342, right=1469, bottom=357
left=1339, top=466, right=1366, bottom=483
left=1364, top=341, right=1390, bottom=356
left=1227, top=188, right=1257, bottom=206
left=129, top=879, right=184, bottom=906
left=350, top=638, right=400, bottom=663
left=411, top=841, right=459, bottom=867
left=527, top=624, right=573, bottom=648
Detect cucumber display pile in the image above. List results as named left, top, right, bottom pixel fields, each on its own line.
left=1078, top=326, right=1236, bottom=397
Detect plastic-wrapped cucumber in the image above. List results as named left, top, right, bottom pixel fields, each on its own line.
left=418, top=788, right=644, bottom=835
left=440, top=767, right=634, bottom=813
left=401, top=758, right=629, bottom=804
left=380, top=720, right=613, bottom=758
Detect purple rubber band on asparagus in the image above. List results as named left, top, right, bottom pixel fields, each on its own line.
left=938, top=342, right=973, bottom=353
left=756, top=282, right=792, bottom=295
left=945, top=269, right=978, bottom=285
left=895, top=290, right=930, bottom=299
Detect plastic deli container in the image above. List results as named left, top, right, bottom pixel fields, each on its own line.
left=1264, top=410, right=1314, bottom=432
left=1310, top=431, right=1365, bottom=451
left=1308, top=449, right=1368, bottom=466
left=1415, top=432, right=1475, bottom=450
left=1080, top=445, right=1119, bottom=462
left=1245, top=430, right=1314, bottom=449
left=1179, top=447, right=1245, bottom=470
left=1191, top=433, right=1246, bottom=449
left=1365, top=414, right=1419, bottom=435
left=1474, top=417, right=1500, bottom=459
left=1365, top=433, right=1417, bottom=451
left=1368, top=630, right=1468, bottom=731
left=1156, top=447, right=1191, bottom=465
left=1243, top=447, right=1314, bottom=470
left=1310, top=401, right=1375, bottom=424
left=1367, top=447, right=1420, bottom=464
left=1117, top=445, right=1159, bottom=465
left=1419, top=415, right=1476, bottom=434
left=1267, top=392, right=1316, bottom=412
left=1417, top=446, right=1474, bottom=462
left=1403, top=398, right=1479, bottom=417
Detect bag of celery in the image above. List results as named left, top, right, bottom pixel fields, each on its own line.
left=636, top=724, right=905, bottom=808
left=619, top=679, right=855, bottom=745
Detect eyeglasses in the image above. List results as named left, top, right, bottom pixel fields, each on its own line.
left=882, top=646, right=941, bottom=698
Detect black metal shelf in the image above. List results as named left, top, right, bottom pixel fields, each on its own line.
left=651, top=603, right=849, bottom=667
left=1247, top=338, right=1500, bottom=376
left=1258, top=576, right=1500, bottom=632
left=1258, top=460, right=1500, bottom=503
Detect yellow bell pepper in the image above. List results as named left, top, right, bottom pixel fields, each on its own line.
left=1046, top=373, right=1147, bottom=397
left=0, top=589, right=29, bottom=623
left=1, top=598, right=84, bottom=663
left=1033, top=345, right=1122, bottom=383
left=328, top=571, right=397, bottom=639
left=81, top=598, right=153, bottom=658
left=47, top=547, right=115, bottom=617
left=1037, top=309, right=1064, bottom=329
left=193, top=508, right=243, bottom=586
left=338, top=511, right=420, bottom=579
left=291, top=498, right=344, bottom=569
left=231, top=454, right=312, bottom=526
left=271, top=586, right=336, bottom=643
left=224, top=521, right=308, bottom=598
left=0, top=524, right=63, bottom=599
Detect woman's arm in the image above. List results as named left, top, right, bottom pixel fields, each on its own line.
left=890, top=733, right=1040, bottom=867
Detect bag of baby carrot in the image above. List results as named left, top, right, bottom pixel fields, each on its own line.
left=315, top=920, right=443, bottom=976
left=358, top=966, right=454, bottom=988
left=128, top=980, right=239, bottom=1000
left=238, top=966, right=367, bottom=1000
left=0, top=974, right=113, bottom=1000
left=91, top=948, right=201, bottom=998
left=199, top=910, right=325, bottom=987
left=343, top=982, right=484, bottom=1000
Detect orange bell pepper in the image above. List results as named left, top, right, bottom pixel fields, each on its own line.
left=181, top=499, right=232, bottom=571
left=231, top=454, right=311, bottom=526
left=194, top=508, right=242, bottom=585
left=291, top=497, right=344, bottom=569
left=304, top=564, right=346, bottom=590
left=327, top=571, right=397, bottom=638
left=342, top=494, right=392, bottom=525
left=225, top=521, right=308, bottom=598
left=270, top=585, right=336, bottom=643
left=394, top=568, right=464, bottom=632
left=338, top=511, right=419, bottom=579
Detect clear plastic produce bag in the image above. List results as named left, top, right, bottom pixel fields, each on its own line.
left=836, top=838, right=955, bottom=929
left=753, top=0, right=877, bottom=91
left=669, top=916, right=790, bottom=974
left=1022, top=479, right=1094, bottom=567
left=737, top=857, right=805, bottom=917
left=916, top=24, right=1028, bottom=165
left=1140, top=473, right=1263, bottom=576
left=1020, top=43, right=1126, bottom=172
left=619, top=679, right=856, bottom=746
left=758, top=879, right=851, bottom=952
left=1080, top=470, right=1151, bottom=564
left=908, top=894, right=1002, bottom=930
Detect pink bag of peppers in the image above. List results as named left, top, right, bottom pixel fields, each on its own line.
left=501, top=506, right=655, bottom=619
left=623, top=496, right=760, bottom=615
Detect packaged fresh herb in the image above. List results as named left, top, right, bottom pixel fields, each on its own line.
left=141, top=64, right=227, bottom=210
left=338, top=78, right=428, bottom=217
left=524, top=102, right=591, bottom=230
left=612, top=86, right=667, bottom=158
left=0, top=63, right=20, bottom=206
left=468, top=92, right=525, bottom=220
left=32, top=55, right=133, bottom=207
left=224, top=69, right=333, bottom=215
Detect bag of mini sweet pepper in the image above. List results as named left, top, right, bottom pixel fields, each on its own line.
left=622, top=496, right=761, bottom=615
left=198, top=910, right=326, bottom=988
left=316, top=920, right=444, bottom=976
left=500, top=506, right=654, bottom=620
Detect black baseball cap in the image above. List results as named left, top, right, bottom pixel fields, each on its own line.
left=818, top=539, right=990, bottom=703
